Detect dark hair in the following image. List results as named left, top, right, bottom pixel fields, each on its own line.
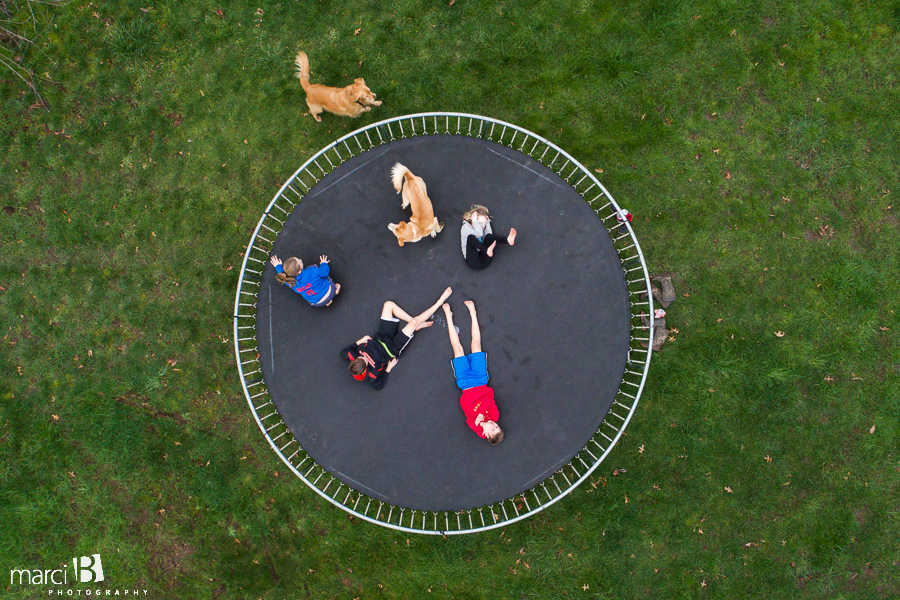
left=349, top=357, right=367, bottom=376
left=487, top=428, right=504, bottom=445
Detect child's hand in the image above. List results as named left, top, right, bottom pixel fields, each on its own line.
left=269, top=255, right=282, bottom=267
left=356, top=335, right=372, bottom=345
left=386, top=357, right=399, bottom=372
left=319, top=255, right=329, bottom=265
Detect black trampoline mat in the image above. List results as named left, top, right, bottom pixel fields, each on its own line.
left=256, top=135, right=630, bottom=512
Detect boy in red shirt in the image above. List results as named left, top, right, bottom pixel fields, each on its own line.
left=441, top=301, right=504, bottom=444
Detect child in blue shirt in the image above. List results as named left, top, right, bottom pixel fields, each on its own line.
left=269, top=254, right=341, bottom=307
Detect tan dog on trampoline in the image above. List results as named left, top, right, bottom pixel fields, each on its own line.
left=294, top=51, right=382, bottom=122
left=387, top=163, right=444, bottom=246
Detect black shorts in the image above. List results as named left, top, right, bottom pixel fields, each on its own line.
left=373, top=318, right=413, bottom=358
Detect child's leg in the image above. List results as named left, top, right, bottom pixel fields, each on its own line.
left=381, top=300, right=415, bottom=323
left=442, top=304, right=465, bottom=358
left=466, top=300, right=482, bottom=353
left=465, top=236, right=492, bottom=269
left=401, top=287, right=453, bottom=336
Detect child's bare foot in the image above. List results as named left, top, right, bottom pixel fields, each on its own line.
left=486, top=240, right=498, bottom=257
left=442, top=303, right=453, bottom=318
left=440, top=287, right=453, bottom=301
left=464, top=300, right=476, bottom=313
left=334, top=283, right=341, bottom=295
left=507, top=228, right=517, bottom=246
left=415, top=320, right=434, bottom=331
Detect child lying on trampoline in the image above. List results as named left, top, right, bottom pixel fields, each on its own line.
left=441, top=301, right=504, bottom=444
left=460, top=205, right=516, bottom=270
left=270, top=254, right=341, bottom=307
left=341, top=287, right=453, bottom=390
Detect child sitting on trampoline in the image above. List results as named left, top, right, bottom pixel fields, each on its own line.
left=459, top=204, right=516, bottom=270
left=441, top=301, right=504, bottom=444
left=270, top=254, right=341, bottom=307
left=341, top=287, right=453, bottom=390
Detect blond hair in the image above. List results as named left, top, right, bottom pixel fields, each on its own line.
left=275, top=257, right=303, bottom=286
left=462, top=204, right=491, bottom=224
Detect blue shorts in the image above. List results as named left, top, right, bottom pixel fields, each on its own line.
left=450, top=352, right=489, bottom=391
left=311, top=278, right=337, bottom=307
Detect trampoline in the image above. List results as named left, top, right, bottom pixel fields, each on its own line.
left=234, top=114, right=655, bottom=534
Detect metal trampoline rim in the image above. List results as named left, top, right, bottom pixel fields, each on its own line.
left=233, top=112, right=654, bottom=534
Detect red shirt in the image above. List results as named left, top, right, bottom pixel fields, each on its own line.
left=459, top=385, right=499, bottom=439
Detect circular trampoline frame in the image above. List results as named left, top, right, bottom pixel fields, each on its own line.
left=233, top=113, right=655, bottom=535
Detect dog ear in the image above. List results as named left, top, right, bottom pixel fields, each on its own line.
left=355, top=78, right=366, bottom=85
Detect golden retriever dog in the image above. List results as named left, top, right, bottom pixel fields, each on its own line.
left=387, top=163, right=444, bottom=247
left=294, top=51, right=381, bottom=122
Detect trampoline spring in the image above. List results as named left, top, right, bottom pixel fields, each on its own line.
left=272, top=203, right=290, bottom=216
left=617, top=243, right=637, bottom=253
left=522, top=495, right=531, bottom=512
left=375, top=502, right=383, bottom=520
left=500, top=125, right=508, bottom=144
left=529, top=138, right=539, bottom=156
left=249, top=391, right=268, bottom=400
left=500, top=504, right=509, bottom=523
left=614, top=400, right=633, bottom=410
left=271, top=431, right=287, bottom=443
left=583, top=447, right=599, bottom=462
left=278, top=439, right=294, bottom=452
left=387, top=506, right=393, bottom=523
left=624, top=368, right=643, bottom=376
left=245, top=379, right=264, bottom=388
left=469, top=512, right=475, bottom=530
left=477, top=119, right=484, bottom=138
left=631, top=301, right=650, bottom=307
left=445, top=115, right=450, bottom=134
left=239, top=291, right=257, bottom=297
left=252, top=400, right=271, bottom=410
left=457, top=116, right=462, bottom=134
left=238, top=346, right=257, bottom=354
left=314, top=160, right=326, bottom=177
left=260, top=411, right=277, bottom=421
left=264, top=421, right=281, bottom=433
left=608, top=410, right=627, bottom=422
left=343, top=489, right=352, bottom=505
left=238, top=303, right=257, bottom=310
left=377, top=127, right=384, bottom=144
left=237, top=335, right=254, bottom=342
left=511, top=500, right=520, bottom=517
left=617, top=388, right=637, bottom=399
left=626, top=265, right=644, bottom=273
left=508, top=130, right=517, bottom=148
left=237, top=325, right=255, bottom=331
left=631, top=347, right=649, bottom=354
left=423, top=115, right=428, bottom=134
left=518, top=135, right=527, bottom=152
left=289, top=451, right=303, bottom=463
left=623, top=379, right=641, bottom=388
left=352, top=494, right=361, bottom=510
left=247, top=255, right=265, bottom=264
left=548, top=151, right=560, bottom=167
left=331, top=146, right=343, bottom=163
left=398, top=120, right=405, bottom=138
left=264, top=214, right=284, bottom=225
left=560, top=160, right=571, bottom=176
left=539, top=146, right=549, bottom=161
left=626, top=277, right=646, bottom=285
left=322, top=478, right=334, bottom=494
left=456, top=513, right=460, bottom=530
left=432, top=115, right=438, bottom=133
left=240, top=357, right=258, bottom=366
left=591, top=439, right=607, bottom=452
left=582, top=182, right=596, bottom=195
left=600, top=431, right=614, bottom=443
left=467, top=118, right=473, bottom=137
left=488, top=122, right=495, bottom=139
left=478, top=508, right=485, bottom=528
left=312, top=471, right=325, bottom=486
left=563, top=163, right=576, bottom=181
left=559, top=469, right=572, bottom=487
left=409, top=118, right=417, bottom=136
left=614, top=232, right=631, bottom=242
left=552, top=476, right=564, bottom=494
left=343, top=140, right=353, bottom=157
left=576, top=456, right=591, bottom=472
left=324, top=153, right=335, bottom=169
left=387, top=122, right=395, bottom=140
left=542, top=484, right=552, bottom=501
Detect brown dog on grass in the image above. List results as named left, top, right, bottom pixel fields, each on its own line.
left=388, top=163, right=444, bottom=247
left=294, top=51, right=381, bottom=122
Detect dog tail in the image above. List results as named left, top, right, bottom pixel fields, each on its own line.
left=391, top=163, right=412, bottom=193
left=294, top=51, right=311, bottom=90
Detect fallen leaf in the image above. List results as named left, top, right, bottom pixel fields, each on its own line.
left=870, top=425, right=876, bottom=434
left=449, top=0, right=455, bottom=5
left=775, top=331, right=785, bottom=337
left=725, top=486, right=733, bottom=493
left=354, top=28, right=361, bottom=35
left=594, top=168, right=603, bottom=173
left=765, top=455, right=773, bottom=463
left=726, top=171, right=731, bottom=179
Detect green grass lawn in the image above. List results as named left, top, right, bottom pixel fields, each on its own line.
left=1, top=0, right=899, bottom=598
